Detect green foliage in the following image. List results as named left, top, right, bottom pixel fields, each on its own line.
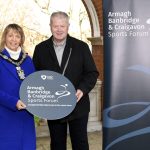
left=34, top=116, right=40, bottom=126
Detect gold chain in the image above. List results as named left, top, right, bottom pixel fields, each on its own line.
left=0, top=52, right=27, bottom=66
left=0, top=52, right=27, bottom=80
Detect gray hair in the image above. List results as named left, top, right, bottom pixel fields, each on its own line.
left=50, top=11, right=70, bottom=25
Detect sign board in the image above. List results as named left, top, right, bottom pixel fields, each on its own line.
left=20, top=70, right=77, bottom=120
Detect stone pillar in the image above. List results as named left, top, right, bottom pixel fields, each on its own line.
left=88, top=37, right=102, bottom=45
left=87, top=36, right=103, bottom=80
left=88, top=79, right=102, bottom=132
left=87, top=36, right=103, bottom=132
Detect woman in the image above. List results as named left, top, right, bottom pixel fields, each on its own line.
left=0, top=24, right=36, bottom=149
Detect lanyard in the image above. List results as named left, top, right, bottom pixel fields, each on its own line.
left=62, top=48, right=72, bottom=75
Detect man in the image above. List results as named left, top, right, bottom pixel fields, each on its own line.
left=33, top=11, right=99, bottom=150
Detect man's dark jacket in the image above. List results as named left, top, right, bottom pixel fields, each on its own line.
left=33, top=35, right=99, bottom=121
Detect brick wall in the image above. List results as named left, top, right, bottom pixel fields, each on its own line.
left=83, top=0, right=103, bottom=80
left=83, top=0, right=104, bottom=81
left=92, top=0, right=103, bottom=80
left=83, top=0, right=104, bottom=118
left=93, top=45, right=103, bottom=80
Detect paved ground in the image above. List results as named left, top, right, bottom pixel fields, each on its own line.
left=36, top=125, right=102, bottom=150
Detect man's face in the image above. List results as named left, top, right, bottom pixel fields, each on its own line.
left=50, top=16, right=69, bottom=43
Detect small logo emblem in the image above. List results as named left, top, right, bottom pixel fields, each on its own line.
left=41, top=75, right=47, bottom=80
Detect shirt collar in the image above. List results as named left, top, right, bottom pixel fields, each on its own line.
left=53, top=38, right=66, bottom=47
left=4, top=46, right=21, bottom=60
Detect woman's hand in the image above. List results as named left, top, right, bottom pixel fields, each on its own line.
left=16, top=100, right=26, bottom=110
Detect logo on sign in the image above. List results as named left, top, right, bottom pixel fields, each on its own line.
left=41, top=74, right=53, bottom=80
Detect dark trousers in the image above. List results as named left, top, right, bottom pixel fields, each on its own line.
left=47, top=114, right=89, bottom=150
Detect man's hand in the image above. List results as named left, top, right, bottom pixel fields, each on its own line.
left=76, top=89, right=83, bottom=102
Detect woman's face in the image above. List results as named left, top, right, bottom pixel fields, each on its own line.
left=5, top=29, right=21, bottom=51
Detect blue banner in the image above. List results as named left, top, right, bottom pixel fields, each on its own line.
left=103, top=0, right=150, bottom=150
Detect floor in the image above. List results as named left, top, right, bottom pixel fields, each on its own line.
left=36, top=125, right=102, bottom=150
